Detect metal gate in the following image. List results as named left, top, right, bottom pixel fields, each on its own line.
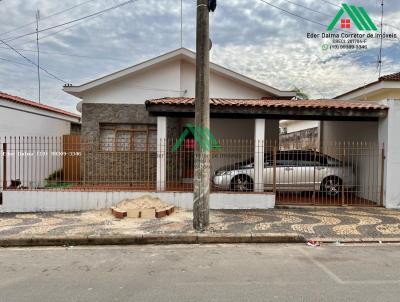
left=274, top=142, right=384, bottom=206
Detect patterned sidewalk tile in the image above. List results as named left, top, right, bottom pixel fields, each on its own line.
left=0, top=207, right=399, bottom=240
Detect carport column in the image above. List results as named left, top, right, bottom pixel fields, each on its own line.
left=254, top=119, right=265, bottom=192
left=156, top=116, right=167, bottom=191
left=378, top=100, right=400, bottom=208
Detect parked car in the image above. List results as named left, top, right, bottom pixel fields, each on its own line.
left=212, top=150, right=355, bottom=196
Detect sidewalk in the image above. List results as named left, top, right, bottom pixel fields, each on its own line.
left=0, top=207, right=399, bottom=246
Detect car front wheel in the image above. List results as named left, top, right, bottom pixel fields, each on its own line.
left=320, top=176, right=343, bottom=197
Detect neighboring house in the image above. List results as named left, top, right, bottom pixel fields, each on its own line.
left=335, top=72, right=400, bottom=101
left=279, top=120, right=320, bottom=150
left=0, top=91, right=81, bottom=137
left=280, top=72, right=400, bottom=150
left=320, top=72, right=400, bottom=147
left=0, top=91, right=81, bottom=189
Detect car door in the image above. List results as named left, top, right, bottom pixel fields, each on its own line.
left=263, top=151, right=293, bottom=191
left=275, top=151, right=296, bottom=191
left=292, top=151, right=318, bottom=191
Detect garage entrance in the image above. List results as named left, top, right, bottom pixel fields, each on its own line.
left=274, top=142, right=384, bottom=206
left=146, top=97, right=388, bottom=207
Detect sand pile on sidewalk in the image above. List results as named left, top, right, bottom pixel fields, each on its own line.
left=116, top=195, right=173, bottom=211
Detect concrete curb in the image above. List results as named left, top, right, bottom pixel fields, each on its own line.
left=0, top=233, right=306, bottom=247
left=311, top=237, right=400, bottom=244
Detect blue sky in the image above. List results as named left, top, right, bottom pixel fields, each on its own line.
left=0, top=0, right=399, bottom=113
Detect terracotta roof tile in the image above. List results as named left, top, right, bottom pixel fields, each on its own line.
left=0, top=91, right=80, bottom=119
left=379, top=72, right=400, bottom=81
left=146, top=97, right=387, bottom=110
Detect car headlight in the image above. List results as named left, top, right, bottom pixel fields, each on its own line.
left=215, top=170, right=231, bottom=176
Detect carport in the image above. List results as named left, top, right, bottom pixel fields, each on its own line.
left=146, top=97, right=388, bottom=207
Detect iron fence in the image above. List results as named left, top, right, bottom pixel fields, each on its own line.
left=0, top=136, right=384, bottom=206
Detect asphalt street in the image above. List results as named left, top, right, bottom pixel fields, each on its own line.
left=0, top=244, right=399, bottom=302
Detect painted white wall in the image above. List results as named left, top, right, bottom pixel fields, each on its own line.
left=337, top=82, right=400, bottom=101
left=0, top=102, right=77, bottom=189
left=379, top=100, right=400, bottom=209
left=81, top=60, right=182, bottom=104
left=321, top=121, right=378, bottom=145
left=254, top=119, right=265, bottom=192
left=0, top=104, right=72, bottom=138
left=0, top=191, right=275, bottom=212
left=280, top=120, right=319, bottom=133
left=80, top=58, right=272, bottom=105
left=178, top=118, right=279, bottom=173
left=321, top=120, right=380, bottom=202
left=180, top=60, right=269, bottom=99
left=157, top=117, right=167, bottom=191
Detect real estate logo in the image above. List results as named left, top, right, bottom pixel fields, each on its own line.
left=172, top=124, right=222, bottom=152
left=327, top=3, right=378, bottom=31
left=305, top=2, right=397, bottom=51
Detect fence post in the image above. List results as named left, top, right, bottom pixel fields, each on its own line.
left=341, top=144, right=346, bottom=206
left=273, top=145, right=277, bottom=194
left=313, top=149, right=316, bottom=206
left=2, top=143, right=7, bottom=190
left=380, top=144, right=385, bottom=207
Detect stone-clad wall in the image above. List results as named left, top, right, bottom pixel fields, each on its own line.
left=81, top=103, right=157, bottom=185
left=82, top=103, right=156, bottom=139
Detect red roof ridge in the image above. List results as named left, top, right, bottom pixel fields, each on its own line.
left=0, top=91, right=80, bottom=119
left=379, top=71, right=400, bottom=82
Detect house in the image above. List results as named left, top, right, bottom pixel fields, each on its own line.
left=57, top=49, right=396, bottom=211
left=279, top=72, right=400, bottom=149
left=63, top=47, right=296, bottom=194
left=63, top=47, right=295, bottom=141
left=0, top=91, right=81, bottom=190
left=1, top=49, right=398, bottom=212
left=335, top=72, right=400, bottom=101
left=0, top=91, right=81, bottom=137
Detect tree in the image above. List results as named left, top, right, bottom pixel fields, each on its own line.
left=292, top=86, right=309, bottom=100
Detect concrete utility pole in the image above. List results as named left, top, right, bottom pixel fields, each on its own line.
left=193, top=0, right=211, bottom=231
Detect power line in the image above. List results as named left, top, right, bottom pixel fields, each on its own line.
left=319, top=0, right=340, bottom=8
left=0, top=55, right=183, bottom=93
left=0, top=56, right=33, bottom=67
left=258, top=0, right=327, bottom=28
left=0, top=56, right=56, bottom=81
left=0, top=39, right=67, bottom=83
left=13, top=18, right=98, bottom=47
left=0, top=0, right=98, bottom=38
left=0, top=46, right=127, bottom=62
left=4, top=0, right=139, bottom=43
left=281, top=0, right=331, bottom=17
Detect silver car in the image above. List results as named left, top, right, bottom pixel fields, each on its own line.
left=213, top=150, right=355, bottom=196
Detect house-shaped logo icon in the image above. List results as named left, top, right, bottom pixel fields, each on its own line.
left=172, top=123, right=222, bottom=152
left=327, top=3, right=378, bottom=31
